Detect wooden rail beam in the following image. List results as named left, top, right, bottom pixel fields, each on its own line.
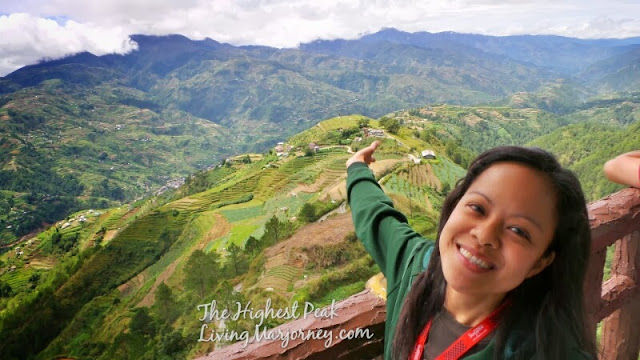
left=588, top=188, right=640, bottom=252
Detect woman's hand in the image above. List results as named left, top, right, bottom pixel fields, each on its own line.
left=346, top=141, right=380, bottom=168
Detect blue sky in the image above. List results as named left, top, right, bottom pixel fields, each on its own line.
left=1, top=0, right=640, bottom=76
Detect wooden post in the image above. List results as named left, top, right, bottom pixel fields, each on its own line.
left=585, top=248, right=607, bottom=338
left=600, top=231, right=640, bottom=360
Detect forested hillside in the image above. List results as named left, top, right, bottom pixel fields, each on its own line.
left=2, top=30, right=639, bottom=243
left=1, top=28, right=639, bottom=360
left=0, top=115, right=465, bottom=359
left=1, top=98, right=637, bottom=358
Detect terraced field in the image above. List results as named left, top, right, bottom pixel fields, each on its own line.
left=101, top=207, right=131, bottom=230
left=194, top=172, right=261, bottom=207
left=430, top=157, right=466, bottom=188
left=258, top=264, right=300, bottom=292
left=397, top=164, right=442, bottom=190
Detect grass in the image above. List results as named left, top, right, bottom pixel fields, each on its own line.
left=220, top=203, right=264, bottom=223
left=430, top=156, right=466, bottom=188
left=220, top=222, right=261, bottom=250
left=314, top=280, right=366, bottom=308
left=287, top=115, right=374, bottom=146
left=3, top=270, right=32, bottom=291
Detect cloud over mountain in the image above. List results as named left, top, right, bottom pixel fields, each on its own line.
left=1, top=0, right=640, bottom=75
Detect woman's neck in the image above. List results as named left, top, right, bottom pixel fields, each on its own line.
left=443, top=286, right=506, bottom=327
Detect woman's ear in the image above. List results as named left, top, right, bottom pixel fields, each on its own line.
left=526, top=251, right=556, bottom=279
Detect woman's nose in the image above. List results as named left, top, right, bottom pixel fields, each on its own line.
left=470, top=220, right=501, bottom=248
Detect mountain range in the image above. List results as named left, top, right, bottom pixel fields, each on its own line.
left=0, top=28, right=640, bottom=359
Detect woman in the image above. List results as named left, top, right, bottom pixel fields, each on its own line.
left=346, top=142, right=597, bottom=359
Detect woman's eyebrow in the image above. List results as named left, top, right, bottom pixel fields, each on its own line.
left=467, top=190, right=543, bottom=231
left=512, top=214, right=543, bottom=232
left=468, top=190, right=493, bottom=204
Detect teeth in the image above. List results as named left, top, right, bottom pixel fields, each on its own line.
left=460, top=247, right=491, bottom=270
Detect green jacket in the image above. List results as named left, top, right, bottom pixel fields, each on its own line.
left=346, top=162, right=590, bottom=360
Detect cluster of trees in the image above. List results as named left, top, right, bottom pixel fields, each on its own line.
left=6, top=109, right=46, bottom=132
left=443, top=140, right=476, bottom=168
left=298, top=201, right=341, bottom=223
left=184, top=250, right=222, bottom=297
left=91, top=179, right=126, bottom=201
left=379, top=116, right=400, bottom=134
left=0, top=140, right=87, bottom=238
left=245, top=216, right=295, bottom=256
left=0, top=280, right=12, bottom=298
left=50, top=228, right=80, bottom=254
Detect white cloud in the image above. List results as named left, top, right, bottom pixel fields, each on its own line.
left=0, top=13, right=137, bottom=76
left=1, top=0, right=640, bottom=76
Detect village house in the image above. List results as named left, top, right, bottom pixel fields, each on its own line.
left=308, top=143, right=320, bottom=152
left=275, top=142, right=294, bottom=157
left=363, top=128, right=385, bottom=137
left=421, top=149, right=436, bottom=159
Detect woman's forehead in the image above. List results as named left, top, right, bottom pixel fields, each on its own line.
left=467, top=162, right=557, bottom=211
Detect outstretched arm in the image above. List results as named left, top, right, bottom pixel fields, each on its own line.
left=346, top=141, right=431, bottom=288
left=603, top=151, right=640, bottom=188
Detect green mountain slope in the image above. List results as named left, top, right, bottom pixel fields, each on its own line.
left=0, top=115, right=467, bottom=359
left=2, top=31, right=639, bottom=244
left=0, top=100, right=637, bottom=358
left=0, top=79, right=237, bottom=243
left=536, top=122, right=640, bottom=201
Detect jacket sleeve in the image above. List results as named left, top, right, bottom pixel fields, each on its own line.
left=346, top=162, right=431, bottom=293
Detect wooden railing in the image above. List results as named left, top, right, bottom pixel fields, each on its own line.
left=584, top=187, right=640, bottom=359
left=198, top=187, right=640, bottom=360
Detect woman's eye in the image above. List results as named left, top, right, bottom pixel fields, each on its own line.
left=468, top=204, right=484, bottom=214
left=508, top=227, right=530, bottom=241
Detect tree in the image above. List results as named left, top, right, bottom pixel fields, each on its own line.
left=226, top=243, right=248, bottom=276
left=244, top=236, right=261, bottom=256
left=159, top=328, right=186, bottom=356
left=304, top=147, right=314, bottom=157
left=358, top=118, right=370, bottom=128
left=129, top=308, right=156, bottom=337
left=298, top=203, right=317, bottom=223
left=154, top=282, right=177, bottom=323
left=0, top=280, right=12, bottom=297
left=29, top=273, right=41, bottom=289
left=184, top=250, right=221, bottom=298
left=379, top=116, right=400, bottom=134
left=261, top=216, right=294, bottom=247
left=263, top=216, right=281, bottom=245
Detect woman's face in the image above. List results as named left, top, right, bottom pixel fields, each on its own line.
left=439, top=162, right=557, bottom=298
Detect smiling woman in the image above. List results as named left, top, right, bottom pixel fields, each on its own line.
left=346, top=142, right=597, bottom=360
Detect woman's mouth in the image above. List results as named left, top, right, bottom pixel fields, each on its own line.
left=458, top=245, right=494, bottom=270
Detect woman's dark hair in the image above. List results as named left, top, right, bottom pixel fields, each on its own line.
left=391, top=146, right=597, bottom=360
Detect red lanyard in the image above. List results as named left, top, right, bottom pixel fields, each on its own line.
left=409, top=300, right=510, bottom=360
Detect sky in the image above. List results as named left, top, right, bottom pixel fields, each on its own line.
left=1, top=0, right=640, bottom=76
